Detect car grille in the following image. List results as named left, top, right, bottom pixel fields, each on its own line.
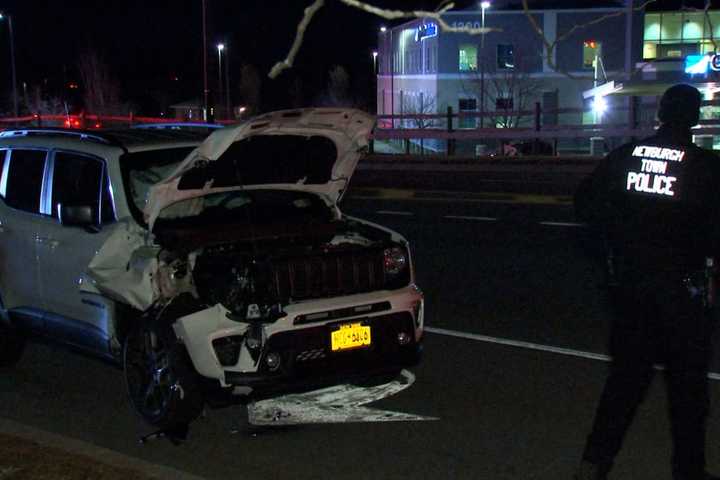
left=270, top=249, right=386, bottom=301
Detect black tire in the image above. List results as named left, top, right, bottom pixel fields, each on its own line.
left=0, top=320, right=25, bottom=367
left=123, top=319, right=204, bottom=430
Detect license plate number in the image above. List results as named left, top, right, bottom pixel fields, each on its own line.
left=331, top=323, right=371, bottom=352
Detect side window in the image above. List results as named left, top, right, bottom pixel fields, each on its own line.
left=5, top=149, right=47, bottom=213
left=51, top=152, right=102, bottom=220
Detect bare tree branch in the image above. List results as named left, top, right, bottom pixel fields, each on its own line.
left=270, top=0, right=499, bottom=79
left=555, top=0, right=657, bottom=45
left=336, top=0, right=498, bottom=35
left=522, top=0, right=657, bottom=79
left=269, top=0, right=326, bottom=79
left=271, top=0, right=658, bottom=81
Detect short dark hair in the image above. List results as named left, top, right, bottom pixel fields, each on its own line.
left=657, top=84, right=702, bottom=127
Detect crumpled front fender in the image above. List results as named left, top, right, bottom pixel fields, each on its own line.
left=82, top=221, right=160, bottom=311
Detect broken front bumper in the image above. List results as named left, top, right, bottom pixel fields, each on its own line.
left=172, top=285, right=424, bottom=394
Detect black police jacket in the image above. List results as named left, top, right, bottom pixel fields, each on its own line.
left=574, top=125, right=720, bottom=268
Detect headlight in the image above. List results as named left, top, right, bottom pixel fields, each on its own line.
left=384, top=246, right=408, bottom=276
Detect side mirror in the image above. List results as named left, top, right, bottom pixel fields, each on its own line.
left=58, top=204, right=99, bottom=231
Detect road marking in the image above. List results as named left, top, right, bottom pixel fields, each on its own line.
left=426, top=327, right=720, bottom=381
left=376, top=210, right=414, bottom=216
left=444, top=215, right=497, bottom=222
left=247, top=370, right=438, bottom=426
left=539, top=221, right=585, bottom=228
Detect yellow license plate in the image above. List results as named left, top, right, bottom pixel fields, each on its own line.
left=331, top=323, right=371, bottom=352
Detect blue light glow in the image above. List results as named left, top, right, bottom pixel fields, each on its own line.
left=415, top=23, right=437, bottom=41
left=685, top=54, right=711, bottom=74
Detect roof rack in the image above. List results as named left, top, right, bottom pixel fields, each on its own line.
left=0, top=129, right=113, bottom=144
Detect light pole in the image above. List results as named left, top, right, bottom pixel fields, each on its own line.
left=0, top=13, right=18, bottom=118
left=372, top=51, right=378, bottom=74
left=380, top=26, right=394, bottom=128
left=217, top=43, right=224, bottom=119
left=201, top=0, right=209, bottom=121
left=480, top=1, right=490, bottom=128
left=224, top=44, right=231, bottom=120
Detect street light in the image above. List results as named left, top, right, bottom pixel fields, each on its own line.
left=380, top=26, right=394, bottom=127
left=480, top=1, right=490, bottom=128
left=0, top=13, right=18, bottom=118
left=481, top=1, right=490, bottom=48
left=372, top=50, right=378, bottom=73
left=217, top=43, right=231, bottom=120
left=201, top=0, right=209, bottom=121
left=217, top=43, right=224, bottom=119
left=592, top=95, right=608, bottom=121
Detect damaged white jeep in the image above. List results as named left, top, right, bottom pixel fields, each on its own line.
left=0, top=109, right=424, bottom=431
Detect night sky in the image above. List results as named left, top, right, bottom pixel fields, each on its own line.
left=0, top=0, right=711, bottom=116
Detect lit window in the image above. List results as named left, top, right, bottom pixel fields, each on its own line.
left=643, top=42, right=657, bottom=60
left=459, top=44, right=478, bottom=71
left=644, top=13, right=661, bottom=41
left=683, top=13, right=704, bottom=41
left=497, top=44, right=514, bottom=69
left=583, top=40, right=601, bottom=69
left=661, top=13, right=682, bottom=42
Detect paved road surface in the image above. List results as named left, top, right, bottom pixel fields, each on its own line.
left=1, top=193, right=718, bottom=479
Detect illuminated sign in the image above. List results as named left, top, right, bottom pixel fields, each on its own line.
left=685, top=53, right=720, bottom=74
left=415, top=22, right=437, bottom=41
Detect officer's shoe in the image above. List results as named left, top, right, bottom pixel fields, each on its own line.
left=573, top=460, right=608, bottom=480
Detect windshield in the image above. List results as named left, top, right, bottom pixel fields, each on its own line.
left=120, top=147, right=196, bottom=223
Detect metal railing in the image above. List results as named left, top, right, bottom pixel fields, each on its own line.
left=371, top=99, right=720, bottom=155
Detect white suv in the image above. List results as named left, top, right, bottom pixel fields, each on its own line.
left=0, top=109, right=424, bottom=432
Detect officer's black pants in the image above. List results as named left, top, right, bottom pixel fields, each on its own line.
left=582, top=273, right=715, bottom=478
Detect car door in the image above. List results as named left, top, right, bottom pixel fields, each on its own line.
left=0, top=148, right=49, bottom=327
left=36, top=150, right=118, bottom=353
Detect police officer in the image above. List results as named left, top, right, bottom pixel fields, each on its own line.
left=574, top=84, right=720, bottom=480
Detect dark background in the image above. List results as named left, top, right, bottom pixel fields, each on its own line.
left=0, top=0, right=709, bottom=116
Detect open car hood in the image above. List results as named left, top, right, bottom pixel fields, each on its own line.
left=144, top=108, right=375, bottom=229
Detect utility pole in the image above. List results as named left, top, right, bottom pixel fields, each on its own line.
left=625, top=0, right=633, bottom=79
left=202, top=0, right=209, bottom=121
left=224, top=45, right=231, bottom=120
left=217, top=43, right=223, bottom=119
left=8, top=15, right=16, bottom=118
left=480, top=2, right=491, bottom=129
left=0, top=13, right=18, bottom=118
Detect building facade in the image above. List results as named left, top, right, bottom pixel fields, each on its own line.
left=587, top=9, right=720, bottom=149
left=376, top=3, right=644, bottom=152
